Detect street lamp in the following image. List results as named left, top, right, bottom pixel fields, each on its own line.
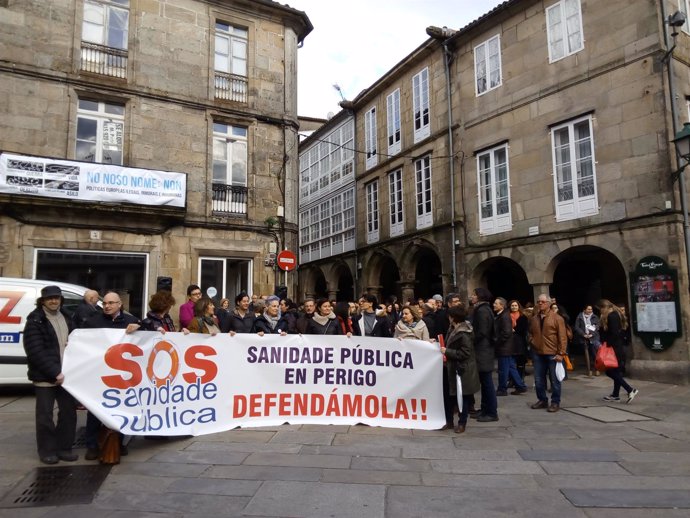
left=672, top=122, right=690, bottom=163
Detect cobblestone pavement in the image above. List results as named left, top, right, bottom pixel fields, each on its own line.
left=1, top=368, right=690, bottom=517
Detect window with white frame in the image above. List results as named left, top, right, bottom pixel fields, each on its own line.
left=82, top=0, right=129, bottom=50
left=414, top=156, right=433, bottom=229
left=477, top=145, right=511, bottom=235
left=215, top=22, right=247, bottom=76
left=366, top=181, right=380, bottom=243
left=546, top=0, right=584, bottom=62
left=551, top=115, right=598, bottom=221
left=76, top=99, right=124, bottom=164
left=386, top=89, right=401, bottom=155
left=475, top=34, right=502, bottom=96
left=681, top=0, right=690, bottom=34
left=365, top=106, right=378, bottom=169
left=212, top=123, right=247, bottom=186
left=412, top=68, right=430, bottom=142
left=388, top=169, right=404, bottom=237
left=199, top=257, right=251, bottom=302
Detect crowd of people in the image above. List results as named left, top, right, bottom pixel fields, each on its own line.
left=22, top=282, right=638, bottom=465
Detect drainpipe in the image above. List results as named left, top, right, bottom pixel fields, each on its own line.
left=660, top=2, right=690, bottom=291
left=427, top=26, right=458, bottom=291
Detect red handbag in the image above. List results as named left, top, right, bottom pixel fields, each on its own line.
left=595, top=342, right=618, bottom=371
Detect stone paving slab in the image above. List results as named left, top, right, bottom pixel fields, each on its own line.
left=99, top=473, right=174, bottom=493
left=192, top=429, right=276, bottom=443
left=618, top=461, right=690, bottom=476
left=300, top=444, right=402, bottom=457
left=420, top=473, right=542, bottom=489
left=403, top=443, right=522, bottom=460
left=268, top=430, right=335, bottom=445
left=565, top=406, right=654, bottom=422
left=350, top=456, right=431, bottom=472
left=94, top=490, right=251, bottom=515
left=581, top=510, right=690, bottom=518
left=149, top=450, right=249, bottom=465
left=538, top=461, right=630, bottom=475
left=243, top=451, right=351, bottom=469
left=523, top=438, right=638, bottom=452
left=623, top=437, right=690, bottom=452
left=562, top=488, right=690, bottom=508
left=321, top=467, right=422, bottom=485
left=533, top=474, right=690, bottom=490
left=430, top=459, right=545, bottom=475
left=165, top=477, right=261, bottom=496
left=184, top=440, right=301, bottom=454
left=386, top=486, right=586, bottom=518
left=518, top=449, right=620, bottom=462
left=206, top=464, right=322, bottom=482
left=110, top=461, right=210, bottom=478
left=242, top=481, right=385, bottom=518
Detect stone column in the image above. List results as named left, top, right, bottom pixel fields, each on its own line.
left=399, top=283, right=416, bottom=305
left=531, top=283, right=551, bottom=303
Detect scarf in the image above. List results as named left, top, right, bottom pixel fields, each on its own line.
left=510, top=311, right=520, bottom=329
left=312, top=312, right=336, bottom=326
left=264, top=312, right=281, bottom=330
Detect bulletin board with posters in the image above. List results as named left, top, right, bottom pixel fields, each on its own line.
left=629, top=256, right=682, bottom=351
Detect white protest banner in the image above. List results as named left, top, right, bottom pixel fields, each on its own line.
left=0, top=153, right=186, bottom=207
left=63, top=330, right=445, bottom=436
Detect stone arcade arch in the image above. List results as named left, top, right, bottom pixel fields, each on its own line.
left=362, top=250, right=401, bottom=302
left=410, top=246, right=443, bottom=300
left=327, top=261, right=355, bottom=302
left=300, top=265, right=327, bottom=301
left=549, top=245, right=628, bottom=321
left=471, top=256, right=532, bottom=305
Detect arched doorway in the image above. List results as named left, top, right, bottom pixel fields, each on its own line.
left=475, top=257, right=532, bottom=305
left=379, top=256, right=401, bottom=302
left=334, top=263, right=354, bottom=302
left=313, top=271, right=327, bottom=299
left=413, top=248, right=443, bottom=299
left=551, top=246, right=628, bottom=322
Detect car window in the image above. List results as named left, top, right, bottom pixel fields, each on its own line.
left=61, top=291, right=83, bottom=317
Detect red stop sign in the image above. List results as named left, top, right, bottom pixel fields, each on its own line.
left=276, top=250, right=298, bottom=271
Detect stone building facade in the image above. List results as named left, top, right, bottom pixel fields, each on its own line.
left=298, top=0, right=690, bottom=383
left=0, top=0, right=311, bottom=319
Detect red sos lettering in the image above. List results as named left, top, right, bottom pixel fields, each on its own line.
left=102, top=342, right=218, bottom=389
left=0, top=291, right=23, bottom=324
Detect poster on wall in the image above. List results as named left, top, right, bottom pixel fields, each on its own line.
left=629, top=256, right=682, bottom=351
left=0, top=152, right=186, bottom=208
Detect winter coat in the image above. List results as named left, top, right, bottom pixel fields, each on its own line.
left=187, top=316, right=220, bottom=335
left=443, top=321, right=480, bottom=396
left=295, top=312, right=314, bottom=334
left=306, top=315, right=341, bottom=335
left=226, top=310, right=255, bottom=333
left=493, top=310, right=515, bottom=357
left=512, top=313, right=529, bottom=356
left=282, top=309, right=300, bottom=334
left=600, top=311, right=626, bottom=364
left=253, top=314, right=289, bottom=334
left=23, top=306, right=74, bottom=383
left=573, top=312, right=600, bottom=348
left=472, top=301, right=495, bottom=372
left=393, top=319, right=430, bottom=340
left=529, top=309, right=567, bottom=356
left=352, top=313, right=392, bottom=338
left=70, top=300, right=101, bottom=330
left=140, top=311, right=176, bottom=332
left=84, top=310, right=140, bottom=329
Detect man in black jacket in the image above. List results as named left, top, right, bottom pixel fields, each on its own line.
left=352, top=294, right=392, bottom=338
left=472, top=287, right=498, bottom=422
left=70, top=289, right=101, bottom=329
left=82, top=291, right=140, bottom=459
left=23, top=285, right=78, bottom=464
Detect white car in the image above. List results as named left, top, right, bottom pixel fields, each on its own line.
left=0, top=277, right=96, bottom=385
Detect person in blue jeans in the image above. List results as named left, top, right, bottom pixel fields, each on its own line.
left=528, top=294, right=568, bottom=412
left=493, top=297, right=528, bottom=396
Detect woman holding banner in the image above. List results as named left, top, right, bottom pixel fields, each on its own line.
left=187, top=298, right=220, bottom=335
left=393, top=306, right=430, bottom=340
left=440, top=304, right=479, bottom=434
left=306, top=298, right=341, bottom=335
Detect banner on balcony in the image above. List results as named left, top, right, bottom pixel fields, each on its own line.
left=0, top=153, right=186, bottom=207
left=63, top=330, right=445, bottom=435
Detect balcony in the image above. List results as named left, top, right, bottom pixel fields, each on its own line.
left=212, top=183, right=247, bottom=215
left=80, top=42, right=128, bottom=79
left=214, top=71, right=248, bottom=103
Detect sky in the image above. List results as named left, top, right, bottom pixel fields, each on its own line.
left=287, top=0, right=506, bottom=119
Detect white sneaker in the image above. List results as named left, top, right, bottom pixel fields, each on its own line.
left=603, top=395, right=620, bottom=402
left=626, top=388, right=639, bottom=404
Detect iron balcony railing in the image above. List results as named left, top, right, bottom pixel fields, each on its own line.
left=214, top=71, right=248, bottom=103
left=80, top=42, right=128, bottom=79
left=212, top=183, right=248, bottom=214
